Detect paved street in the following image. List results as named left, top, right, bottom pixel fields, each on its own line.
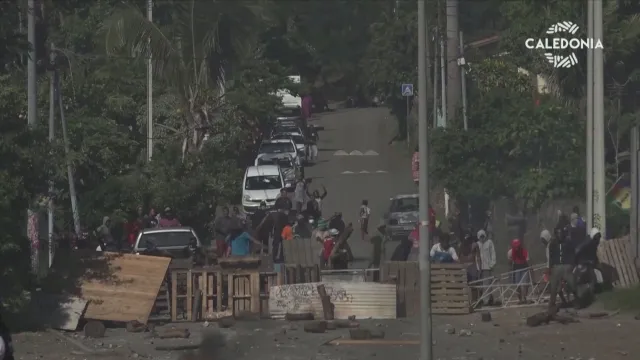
left=308, top=107, right=416, bottom=267
left=14, top=306, right=638, bottom=360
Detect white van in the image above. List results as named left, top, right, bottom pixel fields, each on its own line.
left=242, top=165, right=285, bottom=213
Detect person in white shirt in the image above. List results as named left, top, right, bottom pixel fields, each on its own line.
left=476, top=229, right=496, bottom=305
left=359, top=200, right=371, bottom=242
left=429, top=233, right=459, bottom=263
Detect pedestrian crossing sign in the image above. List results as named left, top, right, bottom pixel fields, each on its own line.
left=401, top=83, right=414, bottom=97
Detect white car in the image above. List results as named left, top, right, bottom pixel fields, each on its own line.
left=254, top=153, right=297, bottom=187
left=258, top=139, right=300, bottom=167
left=242, top=165, right=285, bottom=213
left=270, top=132, right=306, bottom=160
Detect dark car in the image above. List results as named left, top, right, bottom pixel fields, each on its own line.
left=383, top=194, right=419, bottom=240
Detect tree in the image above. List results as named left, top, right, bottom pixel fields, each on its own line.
left=430, top=60, right=584, bottom=229
left=104, top=0, right=272, bottom=157
left=362, top=5, right=419, bottom=137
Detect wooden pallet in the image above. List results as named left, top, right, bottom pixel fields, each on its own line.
left=168, top=264, right=320, bottom=322
left=170, top=269, right=283, bottom=321
left=431, top=266, right=471, bottom=314
left=597, top=236, right=639, bottom=288
left=380, top=262, right=471, bottom=316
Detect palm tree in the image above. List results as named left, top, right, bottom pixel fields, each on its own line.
left=104, top=0, right=271, bottom=157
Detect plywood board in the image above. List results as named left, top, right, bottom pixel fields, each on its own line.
left=84, top=253, right=171, bottom=323
left=283, top=238, right=321, bottom=266
left=33, top=294, right=88, bottom=331
left=269, top=282, right=396, bottom=319
left=46, top=252, right=171, bottom=323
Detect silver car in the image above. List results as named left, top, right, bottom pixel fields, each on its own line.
left=383, top=194, right=419, bottom=239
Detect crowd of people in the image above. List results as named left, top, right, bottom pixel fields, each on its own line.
left=390, top=204, right=601, bottom=311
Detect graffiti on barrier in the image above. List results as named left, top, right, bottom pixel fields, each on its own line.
left=270, top=283, right=354, bottom=312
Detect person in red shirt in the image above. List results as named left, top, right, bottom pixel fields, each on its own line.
left=159, top=207, right=181, bottom=227
left=508, top=238, right=530, bottom=303
left=411, top=146, right=419, bottom=185
left=322, top=228, right=339, bottom=268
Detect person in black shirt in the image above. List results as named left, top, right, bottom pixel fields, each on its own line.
left=257, top=209, right=289, bottom=262
left=251, top=202, right=270, bottom=251
left=304, top=199, right=321, bottom=222
left=329, top=212, right=345, bottom=234
left=547, top=222, right=576, bottom=313
left=307, top=124, right=319, bottom=162
left=274, top=188, right=292, bottom=211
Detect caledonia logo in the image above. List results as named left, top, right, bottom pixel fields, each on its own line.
left=525, top=21, right=604, bottom=68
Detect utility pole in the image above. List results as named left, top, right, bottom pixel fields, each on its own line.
left=147, top=0, right=154, bottom=162
left=586, top=0, right=594, bottom=231
left=445, top=0, right=460, bottom=120
left=459, top=31, right=468, bottom=131
left=417, top=1, right=432, bottom=359
left=27, top=0, right=39, bottom=275
left=48, top=44, right=56, bottom=267
left=631, top=126, right=639, bottom=264
left=440, top=39, right=447, bottom=127
left=27, top=0, right=36, bottom=127
left=593, top=0, right=606, bottom=235
left=56, top=74, right=82, bottom=236
left=432, top=27, right=439, bottom=128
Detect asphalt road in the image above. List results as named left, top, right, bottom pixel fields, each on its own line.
left=307, top=107, right=416, bottom=267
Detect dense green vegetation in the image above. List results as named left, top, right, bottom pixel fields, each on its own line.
left=0, top=0, right=639, bottom=304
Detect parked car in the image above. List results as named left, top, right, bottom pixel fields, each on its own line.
left=383, top=194, right=419, bottom=240
left=257, top=139, right=300, bottom=167
left=242, top=164, right=285, bottom=213
left=270, top=132, right=306, bottom=162
left=254, top=153, right=298, bottom=187
left=133, top=227, right=203, bottom=261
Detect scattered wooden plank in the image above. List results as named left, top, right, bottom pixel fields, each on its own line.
left=327, top=339, right=419, bottom=346
left=317, top=284, right=335, bottom=320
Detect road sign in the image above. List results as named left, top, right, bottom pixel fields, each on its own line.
left=401, top=83, right=414, bottom=97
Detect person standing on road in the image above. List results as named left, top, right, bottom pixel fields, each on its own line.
left=275, top=188, right=292, bottom=211
left=143, top=207, right=159, bottom=228
left=226, top=224, right=262, bottom=257
left=232, top=206, right=247, bottom=225
left=213, top=207, right=232, bottom=257
left=256, top=208, right=289, bottom=264
left=572, top=206, right=586, bottom=229
left=293, top=176, right=307, bottom=214
left=96, top=216, right=115, bottom=251
left=301, top=92, right=313, bottom=122
left=307, top=185, right=327, bottom=215
left=507, top=239, right=530, bottom=304
left=307, top=124, right=319, bottom=162
left=159, top=207, right=181, bottom=227
left=359, top=200, right=371, bottom=242
left=477, top=229, right=496, bottom=306
left=411, top=146, right=419, bottom=186
left=429, top=232, right=458, bottom=263
left=407, top=222, right=420, bottom=261
left=547, top=224, right=576, bottom=313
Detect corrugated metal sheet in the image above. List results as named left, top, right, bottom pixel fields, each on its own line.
left=268, top=282, right=396, bottom=320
